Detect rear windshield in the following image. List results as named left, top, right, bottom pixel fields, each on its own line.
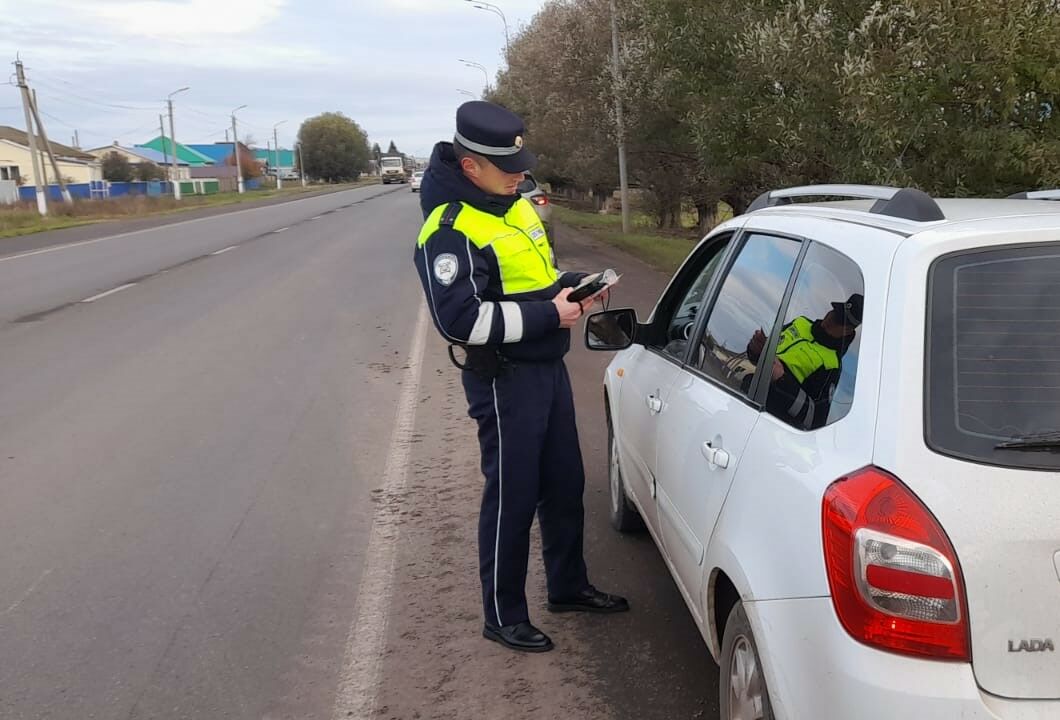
left=926, top=243, right=1060, bottom=470
left=517, top=176, right=537, bottom=194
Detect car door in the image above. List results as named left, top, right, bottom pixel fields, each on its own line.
left=615, top=232, right=736, bottom=533
left=653, top=232, right=803, bottom=620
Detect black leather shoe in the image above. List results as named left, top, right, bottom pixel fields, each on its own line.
left=482, top=621, right=554, bottom=653
left=548, top=586, right=630, bottom=614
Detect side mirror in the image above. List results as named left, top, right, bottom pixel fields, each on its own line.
left=585, top=308, right=638, bottom=351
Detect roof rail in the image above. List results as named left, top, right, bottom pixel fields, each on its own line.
left=746, top=184, right=945, bottom=222
left=1008, top=189, right=1060, bottom=200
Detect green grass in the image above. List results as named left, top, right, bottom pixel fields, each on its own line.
left=553, top=205, right=699, bottom=273
left=0, top=180, right=374, bottom=240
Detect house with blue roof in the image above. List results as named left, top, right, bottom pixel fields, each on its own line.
left=86, top=142, right=191, bottom=179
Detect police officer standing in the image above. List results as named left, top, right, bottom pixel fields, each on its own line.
left=413, top=101, right=629, bottom=653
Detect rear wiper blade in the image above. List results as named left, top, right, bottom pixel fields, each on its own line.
left=996, top=431, right=1060, bottom=451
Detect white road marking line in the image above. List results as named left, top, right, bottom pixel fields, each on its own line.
left=1, top=569, right=52, bottom=617
left=80, top=283, right=137, bottom=303
left=211, top=245, right=239, bottom=255
left=332, top=303, right=428, bottom=720
left=310, top=215, right=322, bottom=220
left=273, top=227, right=289, bottom=233
left=0, top=186, right=378, bottom=265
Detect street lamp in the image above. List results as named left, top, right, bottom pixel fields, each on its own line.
left=273, top=119, right=287, bottom=189
left=167, top=86, right=189, bottom=199
left=231, top=104, right=247, bottom=194
left=459, top=59, right=490, bottom=94
left=457, top=88, right=476, bottom=98
left=463, top=0, right=510, bottom=56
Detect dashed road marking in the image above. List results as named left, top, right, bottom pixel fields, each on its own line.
left=80, top=283, right=137, bottom=303
left=211, top=245, right=239, bottom=255
left=273, top=227, right=289, bottom=233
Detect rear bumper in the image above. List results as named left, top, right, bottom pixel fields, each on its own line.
left=751, top=597, right=1059, bottom=720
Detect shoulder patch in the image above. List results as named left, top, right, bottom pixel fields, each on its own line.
left=433, top=253, right=459, bottom=286
left=529, top=226, right=546, bottom=240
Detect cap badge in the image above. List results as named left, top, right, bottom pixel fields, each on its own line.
left=514, top=135, right=524, bottom=149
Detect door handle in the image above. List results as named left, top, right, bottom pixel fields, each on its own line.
left=701, top=441, right=730, bottom=469
left=646, top=393, right=662, bottom=414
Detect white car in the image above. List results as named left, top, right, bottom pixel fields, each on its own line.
left=410, top=171, right=424, bottom=192
left=585, top=184, right=1060, bottom=720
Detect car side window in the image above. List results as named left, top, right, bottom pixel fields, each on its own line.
left=764, top=243, right=864, bottom=431
left=694, top=234, right=801, bottom=397
left=649, top=234, right=734, bottom=361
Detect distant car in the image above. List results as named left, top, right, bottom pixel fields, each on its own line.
left=410, top=171, right=424, bottom=192
left=519, top=172, right=554, bottom=251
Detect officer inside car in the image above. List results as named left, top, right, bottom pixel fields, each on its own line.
left=748, top=293, right=863, bottom=430
left=413, top=101, right=629, bottom=653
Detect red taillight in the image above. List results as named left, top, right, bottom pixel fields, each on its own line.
left=531, top=194, right=549, bottom=206
left=822, top=466, right=970, bottom=661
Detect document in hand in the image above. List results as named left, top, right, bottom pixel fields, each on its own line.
left=568, top=268, right=621, bottom=303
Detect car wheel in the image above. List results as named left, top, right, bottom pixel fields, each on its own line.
left=720, top=602, right=775, bottom=720
left=607, top=406, right=643, bottom=532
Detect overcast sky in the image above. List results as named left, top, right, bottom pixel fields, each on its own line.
left=0, top=0, right=548, bottom=157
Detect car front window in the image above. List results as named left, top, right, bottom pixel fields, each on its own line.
left=694, top=234, right=801, bottom=398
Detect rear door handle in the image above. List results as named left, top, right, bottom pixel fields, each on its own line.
left=701, top=442, right=730, bottom=469
left=646, top=393, right=662, bottom=415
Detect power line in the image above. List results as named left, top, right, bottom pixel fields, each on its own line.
left=29, top=75, right=161, bottom=112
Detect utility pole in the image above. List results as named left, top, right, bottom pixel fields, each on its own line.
left=159, top=114, right=169, bottom=175
left=231, top=105, right=246, bottom=194
left=273, top=120, right=286, bottom=190
left=29, top=89, right=72, bottom=203
left=14, top=58, right=47, bottom=215
left=167, top=86, right=189, bottom=200
left=297, top=142, right=307, bottom=187
left=610, top=0, right=631, bottom=234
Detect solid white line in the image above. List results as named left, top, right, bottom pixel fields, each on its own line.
left=273, top=226, right=289, bottom=233
left=210, top=245, right=238, bottom=255
left=0, top=186, right=374, bottom=265
left=310, top=215, right=323, bottom=220
left=331, top=303, right=428, bottom=720
left=80, top=283, right=136, bottom=303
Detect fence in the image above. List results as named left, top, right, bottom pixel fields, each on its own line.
left=13, top=179, right=222, bottom=203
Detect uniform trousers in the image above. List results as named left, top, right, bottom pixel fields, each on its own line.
left=461, top=357, right=590, bottom=627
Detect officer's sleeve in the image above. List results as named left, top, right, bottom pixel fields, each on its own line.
left=557, top=271, right=589, bottom=289
left=414, top=226, right=559, bottom=345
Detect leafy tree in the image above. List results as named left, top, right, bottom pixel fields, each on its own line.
left=101, top=151, right=134, bottom=182
left=297, top=113, right=372, bottom=182
left=134, top=163, right=167, bottom=182
left=225, top=144, right=263, bottom=179
left=387, top=140, right=400, bottom=155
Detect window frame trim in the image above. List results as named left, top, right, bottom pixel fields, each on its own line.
left=641, top=229, right=741, bottom=370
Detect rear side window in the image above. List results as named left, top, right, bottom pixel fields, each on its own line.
left=765, top=244, right=865, bottom=430
left=927, top=243, right=1060, bottom=470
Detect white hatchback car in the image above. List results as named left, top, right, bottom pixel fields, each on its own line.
left=585, top=185, right=1060, bottom=720
left=410, top=171, right=424, bottom=192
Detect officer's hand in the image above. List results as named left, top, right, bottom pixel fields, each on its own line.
left=771, top=358, right=785, bottom=381
left=749, top=328, right=767, bottom=356
left=581, top=288, right=609, bottom=312
left=553, top=288, right=584, bottom=329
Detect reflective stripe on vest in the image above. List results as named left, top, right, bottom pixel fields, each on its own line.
left=775, top=316, right=839, bottom=384
left=418, top=198, right=557, bottom=295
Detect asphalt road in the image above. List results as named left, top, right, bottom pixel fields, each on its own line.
left=0, top=185, right=719, bottom=719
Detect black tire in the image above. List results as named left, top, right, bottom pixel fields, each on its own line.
left=719, top=602, right=775, bottom=720
left=606, top=405, right=643, bottom=533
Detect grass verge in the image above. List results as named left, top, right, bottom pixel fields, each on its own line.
left=553, top=205, right=698, bottom=273
left=0, top=180, right=375, bottom=240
